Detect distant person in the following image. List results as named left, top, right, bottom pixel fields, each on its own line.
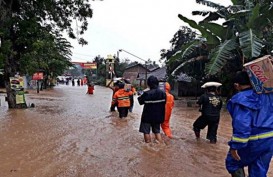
left=193, top=83, right=223, bottom=143
left=107, top=80, right=120, bottom=112
left=87, top=82, right=94, bottom=94
left=72, top=79, right=75, bottom=86
left=138, top=76, right=166, bottom=143
left=112, top=82, right=132, bottom=118
left=77, top=79, right=80, bottom=86
left=83, top=77, right=87, bottom=85
left=225, top=71, right=273, bottom=177
left=129, top=85, right=136, bottom=112
left=80, top=78, right=84, bottom=86
left=161, top=82, right=174, bottom=139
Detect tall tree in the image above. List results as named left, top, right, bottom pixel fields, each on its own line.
left=160, top=26, right=203, bottom=82
left=0, top=0, right=93, bottom=108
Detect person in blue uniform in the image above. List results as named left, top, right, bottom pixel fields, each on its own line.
left=225, top=71, right=273, bottom=177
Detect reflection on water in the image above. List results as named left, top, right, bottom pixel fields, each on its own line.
left=0, top=85, right=272, bottom=177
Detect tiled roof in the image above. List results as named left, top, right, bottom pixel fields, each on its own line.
left=125, top=63, right=145, bottom=70
left=146, top=65, right=159, bottom=72
left=138, top=66, right=167, bottom=81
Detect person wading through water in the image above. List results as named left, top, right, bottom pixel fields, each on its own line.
left=138, top=76, right=166, bottom=143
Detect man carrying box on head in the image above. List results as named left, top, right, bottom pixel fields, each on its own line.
left=225, top=71, right=273, bottom=177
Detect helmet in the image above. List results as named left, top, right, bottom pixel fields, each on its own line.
left=165, top=82, right=171, bottom=92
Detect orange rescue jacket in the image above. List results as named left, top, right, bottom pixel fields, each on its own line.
left=165, top=83, right=174, bottom=119
left=112, top=89, right=133, bottom=107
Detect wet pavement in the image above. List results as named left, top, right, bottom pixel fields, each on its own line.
left=0, top=85, right=273, bottom=177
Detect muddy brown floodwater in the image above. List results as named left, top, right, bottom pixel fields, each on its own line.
left=0, top=85, right=273, bottom=177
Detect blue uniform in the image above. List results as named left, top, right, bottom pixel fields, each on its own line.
left=225, top=88, right=273, bottom=177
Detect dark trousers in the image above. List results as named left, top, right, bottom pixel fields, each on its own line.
left=110, top=103, right=117, bottom=111
left=193, top=115, right=220, bottom=141
left=129, top=95, right=134, bottom=112
left=117, top=107, right=129, bottom=118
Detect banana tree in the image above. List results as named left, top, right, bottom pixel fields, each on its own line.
left=171, top=0, right=273, bottom=77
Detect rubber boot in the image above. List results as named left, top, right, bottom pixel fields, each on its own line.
left=231, top=168, right=245, bottom=177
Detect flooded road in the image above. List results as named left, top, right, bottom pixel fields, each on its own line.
left=0, top=85, right=273, bottom=177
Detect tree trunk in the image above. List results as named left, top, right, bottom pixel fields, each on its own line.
left=4, top=39, right=19, bottom=108
left=2, top=0, right=20, bottom=108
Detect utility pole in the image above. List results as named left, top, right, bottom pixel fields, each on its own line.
left=118, top=49, right=148, bottom=87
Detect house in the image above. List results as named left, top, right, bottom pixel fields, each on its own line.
left=172, top=72, right=203, bottom=97
left=123, top=62, right=168, bottom=89
left=138, top=66, right=167, bottom=82
left=122, top=63, right=149, bottom=86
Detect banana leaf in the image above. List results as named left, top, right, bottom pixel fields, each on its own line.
left=205, top=39, right=238, bottom=75
left=178, top=14, right=220, bottom=46
left=239, top=29, right=263, bottom=60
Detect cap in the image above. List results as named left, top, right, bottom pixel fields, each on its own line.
left=201, top=82, right=222, bottom=88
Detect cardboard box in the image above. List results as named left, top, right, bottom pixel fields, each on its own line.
left=124, top=84, right=131, bottom=92
left=243, top=55, right=273, bottom=93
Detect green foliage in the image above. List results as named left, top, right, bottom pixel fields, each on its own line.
left=178, top=14, right=220, bottom=45
left=205, top=39, right=238, bottom=75
left=199, top=22, right=230, bottom=41
left=167, top=40, right=200, bottom=76
left=0, top=0, right=92, bottom=76
left=247, top=4, right=260, bottom=29
left=161, top=26, right=200, bottom=83
left=0, top=0, right=93, bottom=108
left=172, top=0, right=273, bottom=79
left=0, top=39, right=12, bottom=69
left=160, top=0, right=273, bottom=97
left=239, top=29, right=263, bottom=60
left=115, top=61, right=128, bottom=78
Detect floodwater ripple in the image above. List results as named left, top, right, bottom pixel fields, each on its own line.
left=0, top=85, right=272, bottom=177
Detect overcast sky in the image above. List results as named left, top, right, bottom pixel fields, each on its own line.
left=69, top=0, right=231, bottom=64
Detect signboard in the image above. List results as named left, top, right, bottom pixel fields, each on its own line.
left=32, top=72, right=44, bottom=80
left=72, top=62, right=97, bottom=69
left=16, top=91, right=26, bottom=104
left=10, top=77, right=23, bottom=91
left=80, top=63, right=97, bottom=69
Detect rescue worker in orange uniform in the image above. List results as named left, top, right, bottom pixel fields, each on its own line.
left=112, top=82, right=133, bottom=118
left=87, top=82, right=94, bottom=94
left=109, top=81, right=120, bottom=111
left=107, top=79, right=120, bottom=111
left=161, top=82, right=174, bottom=138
